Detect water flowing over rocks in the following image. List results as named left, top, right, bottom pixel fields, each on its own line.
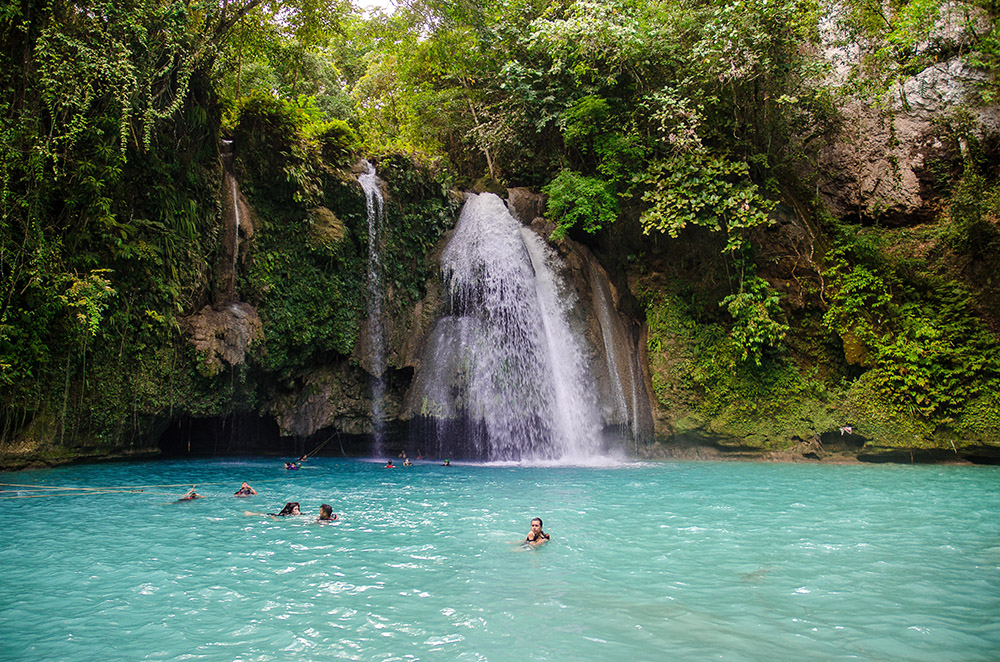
left=218, top=140, right=255, bottom=303
left=398, top=191, right=653, bottom=461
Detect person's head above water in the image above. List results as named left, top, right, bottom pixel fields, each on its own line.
left=178, top=488, right=202, bottom=501
left=277, top=502, right=301, bottom=516
left=525, top=517, right=549, bottom=543
left=235, top=481, right=256, bottom=494
left=318, top=504, right=337, bottom=521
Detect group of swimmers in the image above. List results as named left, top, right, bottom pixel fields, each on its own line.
left=177, top=482, right=337, bottom=523
left=179, top=481, right=255, bottom=501
left=179, top=481, right=547, bottom=544
left=270, top=501, right=338, bottom=521
left=384, top=458, right=450, bottom=468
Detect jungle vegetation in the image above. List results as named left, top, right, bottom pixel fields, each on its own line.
left=1, top=0, right=998, bottom=458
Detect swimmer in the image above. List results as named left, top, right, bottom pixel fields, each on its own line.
left=524, top=517, right=550, bottom=545
left=285, top=462, right=300, bottom=470
left=234, top=482, right=257, bottom=496
left=402, top=458, right=412, bottom=467
left=385, top=460, right=395, bottom=468
left=178, top=488, right=203, bottom=501
left=317, top=504, right=338, bottom=522
left=442, top=459, right=451, bottom=466
left=272, top=502, right=301, bottom=516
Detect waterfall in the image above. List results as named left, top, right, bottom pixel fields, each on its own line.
left=218, top=139, right=244, bottom=303
left=590, top=262, right=630, bottom=425
left=358, top=161, right=386, bottom=456
left=414, top=193, right=606, bottom=463
left=589, top=261, right=642, bottom=448
left=230, top=175, right=241, bottom=276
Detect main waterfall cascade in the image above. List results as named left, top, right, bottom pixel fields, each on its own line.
left=411, top=192, right=621, bottom=463
left=358, top=161, right=387, bottom=456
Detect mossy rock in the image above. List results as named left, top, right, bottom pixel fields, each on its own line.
left=308, top=206, right=347, bottom=246
left=472, top=177, right=506, bottom=196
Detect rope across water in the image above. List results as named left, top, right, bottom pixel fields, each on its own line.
left=0, top=476, right=291, bottom=499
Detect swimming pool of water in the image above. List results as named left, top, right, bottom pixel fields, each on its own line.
left=1, top=458, right=997, bottom=660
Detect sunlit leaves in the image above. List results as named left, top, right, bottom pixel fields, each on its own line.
left=637, top=149, right=775, bottom=255
left=58, top=270, right=117, bottom=337
left=542, top=169, right=618, bottom=240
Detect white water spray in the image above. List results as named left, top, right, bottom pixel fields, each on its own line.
left=416, top=193, right=605, bottom=462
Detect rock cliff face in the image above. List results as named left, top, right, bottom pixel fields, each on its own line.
left=185, top=303, right=263, bottom=377
left=814, top=7, right=999, bottom=225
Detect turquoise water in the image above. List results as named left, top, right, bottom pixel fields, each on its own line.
left=1, top=459, right=998, bottom=661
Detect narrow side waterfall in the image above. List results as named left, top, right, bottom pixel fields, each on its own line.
left=589, top=261, right=643, bottom=450
left=590, top=262, right=630, bottom=425
left=229, top=175, right=241, bottom=276
left=414, top=193, right=606, bottom=463
left=217, top=139, right=252, bottom=303
left=358, top=161, right=386, bottom=456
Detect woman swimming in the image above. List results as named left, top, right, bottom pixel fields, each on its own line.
left=177, top=488, right=203, bottom=501
left=234, top=482, right=257, bottom=496
left=272, top=502, right=301, bottom=516
left=524, top=517, right=550, bottom=545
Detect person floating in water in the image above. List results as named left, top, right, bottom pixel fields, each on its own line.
left=402, top=457, right=412, bottom=467
left=178, top=488, right=203, bottom=501
left=524, top=517, right=550, bottom=545
left=272, top=502, right=301, bottom=516
left=317, top=504, right=338, bottom=522
left=285, top=462, right=300, bottom=470
left=234, top=482, right=257, bottom=497
left=442, top=459, right=451, bottom=466
left=384, top=460, right=395, bottom=468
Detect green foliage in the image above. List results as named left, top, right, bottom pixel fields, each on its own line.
left=637, top=149, right=776, bottom=255
left=309, top=118, right=363, bottom=166
left=228, top=92, right=359, bottom=205
left=58, top=270, right=117, bottom=337
left=0, top=0, right=232, bottom=446
left=945, top=167, right=1000, bottom=257
left=822, top=229, right=1000, bottom=431
left=720, top=277, right=790, bottom=365
left=644, top=287, right=834, bottom=448
left=213, top=0, right=359, bottom=117
left=248, top=246, right=365, bottom=377
left=542, top=169, right=618, bottom=240
left=822, top=257, right=894, bottom=363
left=562, top=95, right=611, bottom=149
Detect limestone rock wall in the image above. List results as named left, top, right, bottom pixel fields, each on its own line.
left=814, top=3, right=999, bottom=224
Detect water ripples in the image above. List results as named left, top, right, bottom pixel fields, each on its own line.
left=1, top=459, right=998, bottom=660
